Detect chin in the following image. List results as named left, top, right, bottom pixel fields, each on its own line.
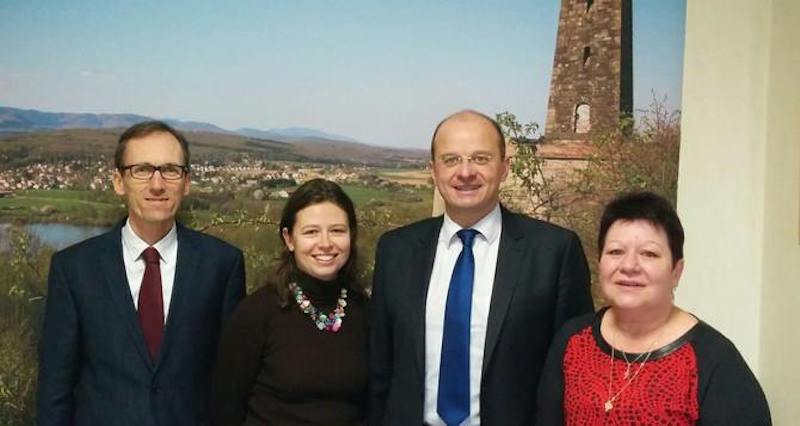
left=610, top=297, right=659, bottom=311
left=450, top=191, right=483, bottom=203
left=139, top=215, right=176, bottom=227
left=310, top=270, right=337, bottom=281
left=444, top=195, right=479, bottom=207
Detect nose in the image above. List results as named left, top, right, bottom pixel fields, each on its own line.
left=455, top=159, right=476, bottom=179
left=620, top=251, right=640, bottom=274
left=318, top=231, right=333, bottom=249
left=148, top=170, right=167, bottom=192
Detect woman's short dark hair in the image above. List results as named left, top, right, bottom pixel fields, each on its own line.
left=114, top=121, right=190, bottom=170
left=598, top=191, right=684, bottom=265
left=271, top=178, right=362, bottom=306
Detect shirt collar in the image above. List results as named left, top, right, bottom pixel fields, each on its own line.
left=121, top=218, right=178, bottom=263
left=440, top=204, right=502, bottom=247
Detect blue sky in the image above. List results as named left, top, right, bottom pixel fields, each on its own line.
left=0, top=0, right=685, bottom=148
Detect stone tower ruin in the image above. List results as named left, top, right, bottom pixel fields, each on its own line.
left=544, top=0, right=633, bottom=141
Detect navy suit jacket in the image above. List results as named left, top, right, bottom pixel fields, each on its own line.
left=369, top=207, right=593, bottom=425
left=37, top=221, right=245, bottom=426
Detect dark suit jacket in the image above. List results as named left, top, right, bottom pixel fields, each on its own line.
left=37, top=221, right=245, bottom=426
left=369, top=207, right=593, bottom=425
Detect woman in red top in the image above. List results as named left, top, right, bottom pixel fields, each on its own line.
left=536, top=192, right=770, bottom=425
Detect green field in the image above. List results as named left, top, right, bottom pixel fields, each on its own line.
left=0, top=184, right=433, bottom=226
left=0, top=190, right=124, bottom=224
left=340, top=184, right=397, bottom=205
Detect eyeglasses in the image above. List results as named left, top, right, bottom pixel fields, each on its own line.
left=437, top=153, right=494, bottom=168
left=120, top=163, right=189, bottom=181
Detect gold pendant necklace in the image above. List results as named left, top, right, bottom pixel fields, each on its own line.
left=604, top=335, right=658, bottom=413
left=620, top=349, right=647, bottom=379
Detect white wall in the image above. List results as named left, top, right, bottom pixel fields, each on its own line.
left=758, top=0, right=800, bottom=420
left=678, top=0, right=769, bottom=370
left=677, top=0, right=800, bottom=422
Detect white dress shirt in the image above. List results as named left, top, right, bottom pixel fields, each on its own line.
left=424, top=204, right=502, bottom=426
left=121, top=219, right=178, bottom=323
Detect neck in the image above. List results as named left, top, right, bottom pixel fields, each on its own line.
left=295, top=269, right=341, bottom=304
left=608, top=304, right=675, bottom=343
left=447, top=203, right=496, bottom=228
left=129, top=218, right=173, bottom=246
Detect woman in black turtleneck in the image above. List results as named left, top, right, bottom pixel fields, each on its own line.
left=211, top=179, right=368, bottom=426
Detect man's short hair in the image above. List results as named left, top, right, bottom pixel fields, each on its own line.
left=114, top=121, right=190, bottom=170
left=430, top=110, right=506, bottom=160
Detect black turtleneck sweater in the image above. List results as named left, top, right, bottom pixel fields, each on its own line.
left=210, top=271, right=368, bottom=426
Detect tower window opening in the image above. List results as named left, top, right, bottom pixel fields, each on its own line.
left=574, top=103, right=591, bottom=133
left=582, top=46, right=591, bottom=69
left=586, top=0, right=593, bottom=13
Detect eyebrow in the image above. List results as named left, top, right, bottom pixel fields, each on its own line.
left=439, top=150, right=494, bottom=156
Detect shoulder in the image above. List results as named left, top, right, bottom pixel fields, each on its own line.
left=687, top=317, right=761, bottom=388
left=50, top=228, right=117, bottom=265
left=177, top=224, right=243, bottom=258
left=501, top=207, right=579, bottom=242
left=228, top=284, right=281, bottom=324
left=555, top=311, right=596, bottom=343
left=542, top=311, right=597, bottom=370
left=687, top=320, right=765, bottom=384
left=689, top=320, right=744, bottom=360
left=218, top=284, right=281, bottom=350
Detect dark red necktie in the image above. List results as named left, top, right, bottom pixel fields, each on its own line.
left=138, top=247, right=164, bottom=361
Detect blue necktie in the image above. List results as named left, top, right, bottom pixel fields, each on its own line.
left=438, top=228, right=479, bottom=426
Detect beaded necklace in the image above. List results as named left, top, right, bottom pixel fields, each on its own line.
left=289, top=282, right=348, bottom=332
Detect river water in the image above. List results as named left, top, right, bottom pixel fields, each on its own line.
left=0, top=223, right=108, bottom=252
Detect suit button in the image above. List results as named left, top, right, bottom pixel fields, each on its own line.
left=152, top=385, right=163, bottom=394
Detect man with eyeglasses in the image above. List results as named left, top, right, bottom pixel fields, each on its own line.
left=37, top=121, right=245, bottom=426
left=369, top=110, right=593, bottom=425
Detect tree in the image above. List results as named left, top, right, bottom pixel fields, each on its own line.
left=575, top=95, right=680, bottom=206
left=498, top=96, right=681, bottom=302
left=496, top=111, right=582, bottom=223
left=0, top=230, right=50, bottom=426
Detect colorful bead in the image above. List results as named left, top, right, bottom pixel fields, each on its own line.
left=288, top=282, right=348, bottom=333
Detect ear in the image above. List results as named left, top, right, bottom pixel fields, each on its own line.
left=281, top=227, right=294, bottom=252
left=183, top=173, right=191, bottom=196
left=671, top=258, right=685, bottom=288
left=112, top=169, right=126, bottom=196
left=499, top=154, right=511, bottom=182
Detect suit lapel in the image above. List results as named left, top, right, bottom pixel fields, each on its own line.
left=99, top=223, right=154, bottom=370
left=482, top=208, right=525, bottom=373
left=411, top=217, right=443, bottom=379
left=154, top=224, right=199, bottom=371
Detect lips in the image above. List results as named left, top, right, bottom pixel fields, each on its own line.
left=616, top=280, right=645, bottom=288
left=453, top=184, right=481, bottom=192
left=312, top=253, right=338, bottom=263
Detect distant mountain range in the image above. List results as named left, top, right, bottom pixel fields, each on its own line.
left=236, top=127, right=359, bottom=143
left=0, top=106, right=427, bottom=167
left=0, top=106, right=361, bottom=143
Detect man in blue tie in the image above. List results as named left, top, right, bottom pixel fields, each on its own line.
left=369, top=110, right=593, bottom=425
